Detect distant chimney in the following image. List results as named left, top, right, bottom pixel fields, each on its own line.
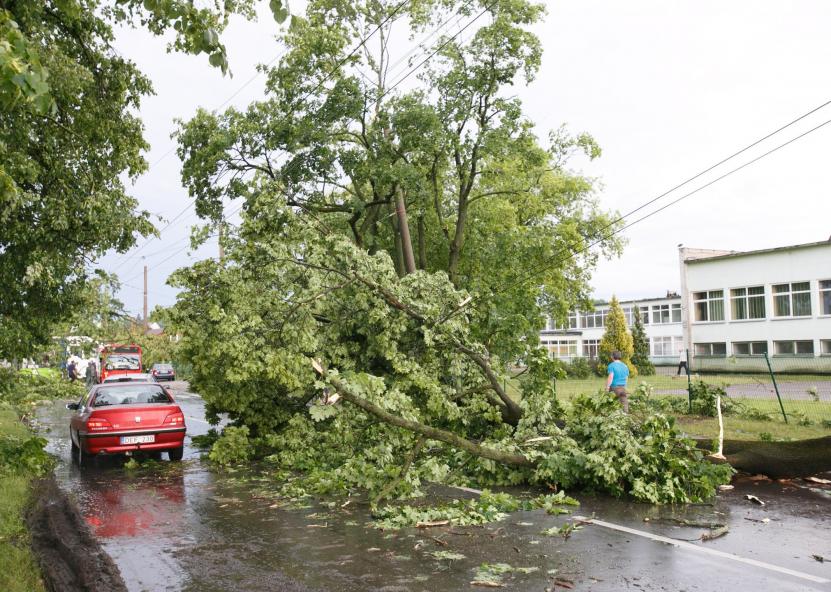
left=666, top=290, right=679, bottom=299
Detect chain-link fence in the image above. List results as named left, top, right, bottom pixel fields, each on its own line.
left=552, top=353, right=831, bottom=433
left=686, top=352, right=831, bottom=427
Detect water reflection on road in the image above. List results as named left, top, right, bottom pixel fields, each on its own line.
left=36, top=387, right=831, bottom=592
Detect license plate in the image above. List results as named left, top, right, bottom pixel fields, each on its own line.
left=120, top=434, right=155, bottom=445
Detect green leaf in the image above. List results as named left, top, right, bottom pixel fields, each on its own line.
left=269, top=0, right=289, bottom=24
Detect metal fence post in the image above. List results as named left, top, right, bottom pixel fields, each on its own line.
left=686, top=348, right=693, bottom=414
left=764, top=352, right=788, bottom=423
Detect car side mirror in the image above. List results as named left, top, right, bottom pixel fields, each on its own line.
left=66, top=403, right=79, bottom=410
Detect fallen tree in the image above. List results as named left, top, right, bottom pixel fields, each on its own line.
left=721, top=437, right=831, bottom=479
left=168, top=0, right=730, bottom=504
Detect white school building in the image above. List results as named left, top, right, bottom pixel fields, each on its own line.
left=680, top=239, right=831, bottom=364
left=541, top=238, right=831, bottom=368
left=540, top=293, right=684, bottom=366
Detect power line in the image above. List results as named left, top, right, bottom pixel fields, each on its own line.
left=504, top=114, right=831, bottom=295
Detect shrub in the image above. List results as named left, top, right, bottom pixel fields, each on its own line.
left=630, top=305, right=654, bottom=376
left=687, top=381, right=740, bottom=417
left=563, top=357, right=592, bottom=379
left=0, top=435, right=53, bottom=476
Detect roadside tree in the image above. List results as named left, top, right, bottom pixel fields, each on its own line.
left=0, top=0, right=283, bottom=359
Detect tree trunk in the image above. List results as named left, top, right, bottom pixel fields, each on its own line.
left=388, top=201, right=405, bottom=276
left=447, top=199, right=468, bottom=287
left=395, top=189, right=416, bottom=275
left=417, top=214, right=427, bottom=270
left=720, top=437, right=831, bottom=479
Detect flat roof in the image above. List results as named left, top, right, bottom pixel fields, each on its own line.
left=591, top=294, right=681, bottom=307
left=685, top=239, right=831, bottom=264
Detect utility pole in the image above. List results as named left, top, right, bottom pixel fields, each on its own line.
left=143, top=263, right=148, bottom=332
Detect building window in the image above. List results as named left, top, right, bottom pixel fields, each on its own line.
left=541, top=339, right=578, bottom=359
left=582, top=339, right=600, bottom=359
left=623, top=307, right=633, bottom=326
left=773, top=340, right=814, bottom=355
left=730, top=286, right=766, bottom=320
left=821, top=280, right=831, bottom=316
left=732, top=341, right=768, bottom=356
left=821, top=340, right=831, bottom=355
left=772, top=282, right=811, bottom=317
left=582, top=310, right=607, bottom=329
left=693, top=290, right=724, bottom=322
left=652, top=336, right=674, bottom=356
left=551, top=312, right=579, bottom=331
left=652, top=304, right=669, bottom=324
left=641, top=309, right=649, bottom=324
left=651, top=303, right=681, bottom=324
left=694, top=342, right=727, bottom=356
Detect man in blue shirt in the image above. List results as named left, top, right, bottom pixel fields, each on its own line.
left=605, top=350, right=630, bottom=413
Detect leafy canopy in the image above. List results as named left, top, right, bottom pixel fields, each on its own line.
left=0, top=0, right=289, bottom=358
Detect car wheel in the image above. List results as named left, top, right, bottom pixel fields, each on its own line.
left=168, top=446, right=184, bottom=461
left=72, top=431, right=90, bottom=466
left=70, top=437, right=79, bottom=461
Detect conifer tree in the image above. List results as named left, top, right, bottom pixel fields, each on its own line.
left=598, top=296, right=636, bottom=375
left=630, top=305, right=655, bottom=375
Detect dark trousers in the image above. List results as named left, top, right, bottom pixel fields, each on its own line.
left=609, top=386, right=628, bottom=413
left=677, top=361, right=687, bottom=375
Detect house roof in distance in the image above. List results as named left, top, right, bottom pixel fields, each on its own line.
left=683, top=238, right=831, bottom=264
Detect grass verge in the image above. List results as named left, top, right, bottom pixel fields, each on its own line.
left=0, top=408, right=46, bottom=592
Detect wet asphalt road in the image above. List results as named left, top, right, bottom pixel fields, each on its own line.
left=36, top=383, right=831, bottom=592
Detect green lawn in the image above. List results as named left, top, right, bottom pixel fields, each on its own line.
left=0, top=409, right=46, bottom=592
left=507, top=372, right=831, bottom=441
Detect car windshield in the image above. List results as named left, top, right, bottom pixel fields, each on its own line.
left=154, top=365, right=172, bottom=371
left=92, top=385, right=171, bottom=406
left=105, top=354, right=141, bottom=371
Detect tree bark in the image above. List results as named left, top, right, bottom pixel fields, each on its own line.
left=395, top=189, right=416, bottom=275
left=417, top=214, right=426, bottom=270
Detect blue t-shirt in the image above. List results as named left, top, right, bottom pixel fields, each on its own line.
left=607, top=360, right=629, bottom=387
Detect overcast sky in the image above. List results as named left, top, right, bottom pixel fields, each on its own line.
left=103, top=1, right=831, bottom=315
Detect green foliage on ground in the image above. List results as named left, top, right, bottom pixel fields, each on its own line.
left=530, top=394, right=733, bottom=503
left=630, top=305, right=654, bottom=376
left=373, top=490, right=579, bottom=529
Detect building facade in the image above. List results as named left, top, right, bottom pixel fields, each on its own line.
left=540, top=239, right=831, bottom=368
left=679, top=240, right=831, bottom=365
left=540, top=293, right=684, bottom=365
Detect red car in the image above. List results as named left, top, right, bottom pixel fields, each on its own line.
left=67, top=382, right=186, bottom=464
